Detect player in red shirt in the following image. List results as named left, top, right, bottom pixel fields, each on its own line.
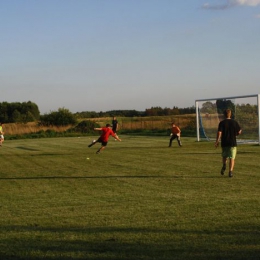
left=169, top=122, right=182, bottom=147
left=88, top=124, right=121, bottom=154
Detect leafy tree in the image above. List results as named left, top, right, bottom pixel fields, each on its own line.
left=216, top=99, right=235, bottom=119
left=0, top=101, right=40, bottom=123
left=171, top=107, right=180, bottom=115
left=12, top=110, right=22, bottom=123
left=0, top=102, right=9, bottom=122
left=40, top=108, right=77, bottom=126
left=179, top=106, right=195, bottom=114
left=25, top=111, right=37, bottom=122
left=22, top=101, right=40, bottom=120
left=200, top=102, right=216, bottom=114
left=75, top=111, right=99, bottom=118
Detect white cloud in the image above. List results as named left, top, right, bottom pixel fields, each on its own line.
left=234, top=0, right=260, bottom=6
left=202, top=0, right=260, bottom=9
left=202, top=1, right=235, bottom=10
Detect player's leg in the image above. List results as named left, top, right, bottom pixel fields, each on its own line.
left=177, top=136, right=182, bottom=147
left=169, top=135, right=175, bottom=147
left=221, top=146, right=234, bottom=175
left=96, top=141, right=107, bottom=154
left=113, top=131, right=118, bottom=140
left=229, top=158, right=235, bottom=177
left=88, top=138, right=99, bottom=147
left=228, top=147, right=237, bottom=177
left=96, top=146, right=105, bottom=154
left=221, top=147, right=228, bottom=175
left=221, top=157, right=227, bottom=175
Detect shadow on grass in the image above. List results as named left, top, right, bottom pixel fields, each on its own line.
left=0, top=225, right=259, bottom=260
left=0, top=175, right=221, bottom=180
left=16, top=146, right=40, bottom=151
left=29, top=153, right=73, bottom=156
left=5, top=153, right=73, bottom=157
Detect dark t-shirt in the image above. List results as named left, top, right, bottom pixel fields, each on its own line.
left=112, top=119, right=118, bottom=132
left=218, top=119, right=241, bottom=147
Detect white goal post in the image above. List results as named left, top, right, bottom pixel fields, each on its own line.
left=195, top=94, right=260, bottom=145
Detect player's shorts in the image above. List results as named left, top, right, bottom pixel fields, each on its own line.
left=0, top=135, right=4, bottom=140
left=97, top=137, right=108, bottom=146
left=222, top=147, right=237, bottom=159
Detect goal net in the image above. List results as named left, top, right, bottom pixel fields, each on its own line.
left=195, top=94, right=260, bottom=144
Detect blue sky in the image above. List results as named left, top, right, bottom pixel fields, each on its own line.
left=1, top=0, right=260, bottom=114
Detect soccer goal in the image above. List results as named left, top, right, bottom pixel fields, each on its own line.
left=195, top=94, right=260, bottom=144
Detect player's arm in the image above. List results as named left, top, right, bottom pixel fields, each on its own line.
left=112, top=131, right=121, bottom=141
left=94, top=128, right=102, bottom=131
left=113, top=133, right=121, bottom=141
left=237, top=129, right=242, bottom=136
left=115, top=135, right=121, bottom=141
left=177, top=127, right=181, bottom=136
left=215, top=131, right=221, bottom=147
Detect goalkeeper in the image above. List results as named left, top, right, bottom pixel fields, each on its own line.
left=169, top=122, right=182, bottom=147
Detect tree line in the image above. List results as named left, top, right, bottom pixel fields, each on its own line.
left=1, top=100, right=257, bottom=131
left=2, top=99, right=257, bottom=126
left=0, top=101, right=196, bottom=126
left=0, top=101, right=40, bottom=123
left=75, top=106, right=196, bottom=118
left=200, top=101, right=258, bottom=118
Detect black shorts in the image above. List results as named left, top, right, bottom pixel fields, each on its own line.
left=97, top=137, right=108, bottom=146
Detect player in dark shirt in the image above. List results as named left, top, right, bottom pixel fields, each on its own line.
left=215, top=109, right=242, bottom=177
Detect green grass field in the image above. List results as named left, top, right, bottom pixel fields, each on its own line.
left=0, top=136, right=259, bottom=260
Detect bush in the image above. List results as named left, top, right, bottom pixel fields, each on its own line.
left=70, top=120, right=100, bottom=134
left=40, top=108, right=77, bottom=126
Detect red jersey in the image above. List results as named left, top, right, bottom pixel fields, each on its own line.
left=171, top=125, right=181, bottom=135
left=100, top=127, right=116, bottom=142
